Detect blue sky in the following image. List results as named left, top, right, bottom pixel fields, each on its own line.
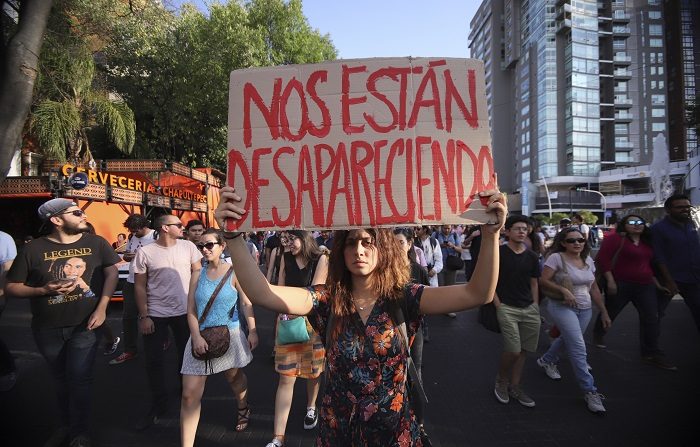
left=172, top=0, right=480, bottom=58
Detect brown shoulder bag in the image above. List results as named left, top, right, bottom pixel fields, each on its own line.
left=192, top=267, right=234, bottom=362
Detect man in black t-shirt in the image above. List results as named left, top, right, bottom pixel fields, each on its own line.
left=6, top=199, right=120, bottom=447
left=492, top=215, right=541, bottom=408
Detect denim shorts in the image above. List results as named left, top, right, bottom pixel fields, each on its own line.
left=496, top=302, right=541, bottom=353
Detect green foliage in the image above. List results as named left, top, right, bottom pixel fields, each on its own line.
left=92, top=95, right=135, bottom=154
left=104, top=0, right=337, bottom=169
left=28, top=0, right=136, bottom=161
left=32, top=100, right=81, bottom=161
left=578, top=210, right=599, bottom=225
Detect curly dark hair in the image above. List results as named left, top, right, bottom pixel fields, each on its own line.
left=123, top=214, right=149, bottom=231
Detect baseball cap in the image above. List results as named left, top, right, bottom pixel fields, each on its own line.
left=38, top=199, right=77, bottom=220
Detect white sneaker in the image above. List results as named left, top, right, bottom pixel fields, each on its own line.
left=303, top=407, right=318, bottom=429
left=537, top=357, right=562, bottom=380
left=494, top=378, right=509, bottom=404
left=584, top=391, right=606, bottom=413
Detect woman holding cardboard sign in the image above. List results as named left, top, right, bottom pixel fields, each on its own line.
left=214, top=186, right=506, bottom=446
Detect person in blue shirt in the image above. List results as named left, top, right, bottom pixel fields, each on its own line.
left=651, top=194, right=700, bottom=336
left=434, top=225, right=462, bottom=287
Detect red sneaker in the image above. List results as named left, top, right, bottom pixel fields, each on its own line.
left=109, top=352, right=137, bottom=365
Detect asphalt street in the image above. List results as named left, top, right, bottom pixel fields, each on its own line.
left=1, top=282, right=698, bottom=447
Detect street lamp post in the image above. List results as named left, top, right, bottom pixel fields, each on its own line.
left=577, top=188, right=607, bottom=226
left=539, top=177, right=553, bottom=219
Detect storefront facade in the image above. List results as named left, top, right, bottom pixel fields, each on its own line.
left=0, top=159, right=224, bottom=245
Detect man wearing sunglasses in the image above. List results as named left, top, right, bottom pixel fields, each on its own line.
left=651, top=194, right=700, bottom=336
left=5, top=198, right=121, bottom=447
left=132, top=214, right=202, bottom=429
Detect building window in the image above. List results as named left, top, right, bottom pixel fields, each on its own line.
left=651, top=94, right=665, bottom=105
left=652, top=122, right=666, bottom=132
left=649, top=11, right=661, bottom=19
left=649, top=25, right=662, bottom=36
left=652, top=108, right=665, bottom=118
left=649, top=38, right=663, bottom=48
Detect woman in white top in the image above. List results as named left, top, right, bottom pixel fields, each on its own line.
left=537, top=228, right=611, bottom=413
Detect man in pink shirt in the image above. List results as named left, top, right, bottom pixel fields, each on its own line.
left=133, top=214, right=202, bottom=429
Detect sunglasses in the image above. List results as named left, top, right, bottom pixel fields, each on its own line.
left=59, top=209, right=86, bottom=217
left=164, top=223, right=183, bottom=229
left=196, top=242, right=220, bottom=251
left=564, top=238, right=586, bottom=244
left=626, top=219, right=645, bottom=225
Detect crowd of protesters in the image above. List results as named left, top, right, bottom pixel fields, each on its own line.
left=1, top=190, right=698, bottom=446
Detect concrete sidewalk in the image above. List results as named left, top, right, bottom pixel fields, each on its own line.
left=1, top=293, right=698, bottom=447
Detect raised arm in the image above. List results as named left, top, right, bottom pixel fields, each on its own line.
left=214, top=188, right=312, bottom=315
left=311, top=254, right=329, bottom=286
left=419, top=190, right=507, bottom=315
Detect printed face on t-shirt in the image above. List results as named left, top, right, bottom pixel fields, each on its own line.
left=62, top=257, right=86, bottom=279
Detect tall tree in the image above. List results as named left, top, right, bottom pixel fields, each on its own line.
left=105, top=0, right=337, bottom=170
left=31, top=39, right=135, bottom=163
left=0, top=0, right=54, bottom=182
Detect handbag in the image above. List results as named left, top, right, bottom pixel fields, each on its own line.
left=595, top=234, right=625, bottom=295
left=547, top=254, right=575, bottom=301
left=477, top=301, right=501, bottom=333
left=276, top=315, right=310, bottom=345
left=192, top=267, right=234, bottom=361
left=445, top=254, right=463, bottom=271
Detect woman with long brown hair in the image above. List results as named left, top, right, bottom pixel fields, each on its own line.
left=214, top=186, right=506, bottom=446
left=591, top=215, right=674, bottom=369
left=537, top=228, right=611, bottom=413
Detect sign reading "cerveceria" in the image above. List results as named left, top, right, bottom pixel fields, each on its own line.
left=61, top=164, right=207, bottom=203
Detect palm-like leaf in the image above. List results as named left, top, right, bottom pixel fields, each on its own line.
left=92, top=96, right=136, bottom=154
left=32, top=100, right=81, bottom=161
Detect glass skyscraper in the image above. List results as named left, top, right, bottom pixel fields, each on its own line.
left=469, top=0, right=699, bottom=214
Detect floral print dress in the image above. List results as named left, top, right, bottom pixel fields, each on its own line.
left=308, top=283, right=425, bottom=447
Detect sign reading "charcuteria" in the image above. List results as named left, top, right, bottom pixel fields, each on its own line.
left=226, top=57, right=496, bottom=231
left=61, top=164, right=207, bottom=202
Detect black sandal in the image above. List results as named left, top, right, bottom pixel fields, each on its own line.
left=235, top=405, right=250, bottom=432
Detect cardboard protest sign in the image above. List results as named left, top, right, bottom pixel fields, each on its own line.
left=226, top=57, right=495, bottom=231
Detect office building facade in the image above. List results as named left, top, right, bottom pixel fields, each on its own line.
left=469, top=0, right=699, bottom=215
